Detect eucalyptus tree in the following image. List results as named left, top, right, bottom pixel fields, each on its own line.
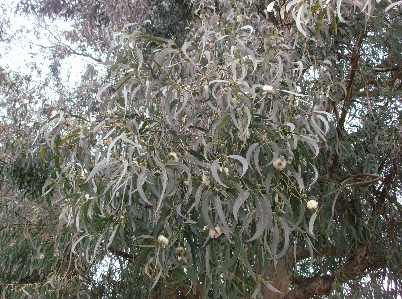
left=1, top=0, right=402, bottom=298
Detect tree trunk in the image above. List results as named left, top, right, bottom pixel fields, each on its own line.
left=263, top=259, right=289, bottom=299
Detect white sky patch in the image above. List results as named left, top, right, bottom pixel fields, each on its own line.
left=0, top=0, right=105, bottom=96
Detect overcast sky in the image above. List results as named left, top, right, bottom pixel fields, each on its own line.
left=0, top=0, right=99, bottom=92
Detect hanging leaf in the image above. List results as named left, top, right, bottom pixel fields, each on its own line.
left=228, top=154, right=249, bottom=177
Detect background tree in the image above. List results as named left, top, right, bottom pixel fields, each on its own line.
left=0, top=0, right=402, bottom=298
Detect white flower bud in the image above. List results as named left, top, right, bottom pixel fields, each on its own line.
left=236, top=15, right=243, bottom=22
left=158, top=235, right=169, bottom=247
left=202, top=173, right=210, bottom=186
left=307, top=200, right=318, bottom=210
left=209, top=226, right=222, bottom=238
left=262, top=85, right=274, bottom=92
left=38, top=253, right=44, bottom=260
left=273, top=157, right=287, bottom=171
left=175, top=246, right=185, bottom=254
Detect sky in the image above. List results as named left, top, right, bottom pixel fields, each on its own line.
left=0, top=0, right=103, bottom=98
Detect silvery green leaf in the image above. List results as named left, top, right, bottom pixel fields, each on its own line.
left=296, top=6, right=307, bottom=37
left=86, top=159, right=120, bottom=182
left=137, top=168, right=152, bottom=206
left=266, top=1, right=276, bottom=12
left=213, top=196, right=232, bottom=240
left=135, top=49, right=143, bottom=70
left=233, top=191, right=250, bottom=221
left=308, top=212, right=317, bottom=237
left=228, top=155, right=248, bottom=177
left=286, top=0, right=302, bottom=12
left=239, top=210, right=255, bottom=235
left=96, top=83, right=112, bottom=102
left=315, top=114, right=330, bottom=133
left=336, top=0, right=348, bottom=22
left=247, top=197, right=268, bottom=242
left=262, top=280, right=282, bottom=293
left=299, top=135, right=320, bottom=156
left=309, top=163, right=319, bottom=186
left=385, top=0, right=402, bottom=11
left=240, top=243, right=256, bottom=280
left=173, top=91, right=189, bottom=118
left=270, top=218, right=291, bottom=260
left=182, top=42, right=201, bottom=71
left=187, top=184, right=204, bottom=213
left=268, top=142, right=280, bottom=165
left=284, top=122, right=296, bottom=132
left=279, top=89, right=308, bottom=97
left=239, top=25, right=254, bottom=36
left=206, top=244, right=212, bottom=281
left=253, top=146, right=262, bottom=176
left=251, top=284, right=262, bottom=299
left=211, top=160, right=228, bottom=188
left=106, top=223, right=119, bottom=249
left=72, top=235, right=86, bottom=254
left=92, top=120, right=106, bottom=133
left=306, top=236, right=314, bottom=265
left=201, top=190, right=214, bottom=231
left=288, top=164, right=305, bottom=191
left=310, top=114, right=326, bottom=141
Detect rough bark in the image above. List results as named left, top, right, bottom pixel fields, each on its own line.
left=283, top=244, right=386, bottom=299
left=263, top=259, right=289, bottom=299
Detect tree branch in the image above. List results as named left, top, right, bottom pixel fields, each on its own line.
left=337, top=33, right=365, bottom=136
left=108, top=247, right=135, bottom=263
left=284, top=244, right=386, bottom=299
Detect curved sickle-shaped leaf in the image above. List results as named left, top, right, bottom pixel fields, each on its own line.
left=153, top=152, right=168, bottom=215
left=385, top=0, right=402, bottom=11
left=201, top=190, right=214, bottom=231
left=240, top=245, right=256, bottom=280
left=246, top=143, right=259, bottom=167
left=309, top=163, right=319, bottom=186
left=187, top=184, right=204, bottom=214
left=296, top=6, right=307, bottom=37
left=205, top=244, right=212, bottom=281
left=86, top=159, right=120, bottom=182
left=96, top=83, right=112, bottom=102
left=213, top=114, right=230, bottom=137
left=211, top=160, right=228, bottom=188
left=271, top=218, right=291, bottom=260
left=309, top=212, right=317, bottom=237
left=233, top=191, right=250, bottom=221
left=268, top=142, right=281, bottom=165
left=213, top=196, right=232, bottom=240
left=247, top=197, right=268, bottom=242
left=288, top=164, right=305, bottom=191
left=137, top=168, right=152, bottom=206
left=220, top=237, right=241, bottom=274
left=228, top=154, right=249, bottom=177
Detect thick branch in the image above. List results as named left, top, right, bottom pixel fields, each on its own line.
left=284, top=244, right=386, bottom=299
left=109, top=247, right=135, bottom=263
left=338, top=53, right=360, bottom=134
left=337, top=34, right=365, bottom=135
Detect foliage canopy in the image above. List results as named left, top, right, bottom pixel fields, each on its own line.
left=1, top=0, right=402, bottom=298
